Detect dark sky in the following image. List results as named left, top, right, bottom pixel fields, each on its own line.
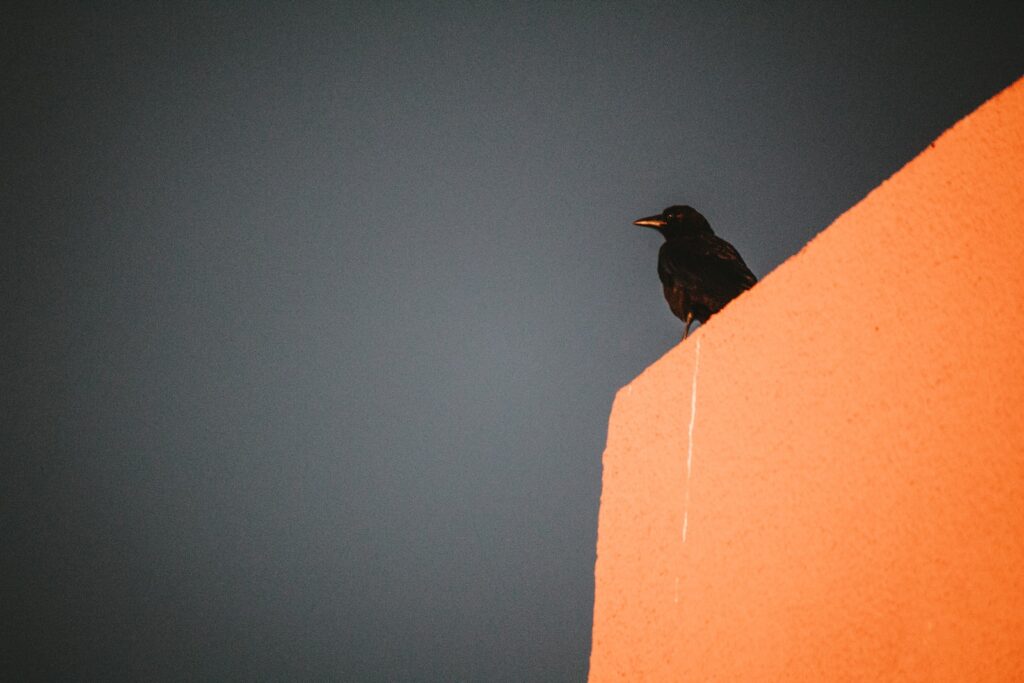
left=4, top=2, right=1022, bottom=680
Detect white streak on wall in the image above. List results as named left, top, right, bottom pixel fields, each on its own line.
left=682, top=338, right=701, bottom=543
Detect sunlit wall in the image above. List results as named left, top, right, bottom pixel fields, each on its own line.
left=590, top=76, right=1024, bottom=681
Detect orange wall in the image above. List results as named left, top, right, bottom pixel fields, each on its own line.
left=590, top=76, right=1024, bottom=681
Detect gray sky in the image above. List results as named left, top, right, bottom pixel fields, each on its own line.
left=4, top=2, right=1022, bottom=680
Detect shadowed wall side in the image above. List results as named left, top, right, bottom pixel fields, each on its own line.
left=590, top=76, right=1024, bottom=681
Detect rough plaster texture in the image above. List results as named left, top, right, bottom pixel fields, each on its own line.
left=589, top=76, right=1024, bottom=682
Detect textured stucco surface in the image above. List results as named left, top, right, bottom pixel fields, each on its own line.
left=590, top=76, right=1024, bottom=681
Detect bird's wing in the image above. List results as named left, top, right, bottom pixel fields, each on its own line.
left=658, top=236, right=757, bottom=296
left=695, top=235, right=758, bottom=290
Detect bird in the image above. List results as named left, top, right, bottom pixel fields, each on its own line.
left=634, top=205, right=757, bottom=339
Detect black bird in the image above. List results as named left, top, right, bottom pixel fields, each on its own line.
left=634, top=205, right=757, bottom=339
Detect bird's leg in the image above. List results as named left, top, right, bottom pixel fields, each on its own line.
left=682, top=312, right=694, bottom=340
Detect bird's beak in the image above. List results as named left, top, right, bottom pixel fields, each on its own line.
left=633, top=214, right=666, bottom=228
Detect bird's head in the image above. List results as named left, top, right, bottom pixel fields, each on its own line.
left=633, top=205, right=712, bottom=237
